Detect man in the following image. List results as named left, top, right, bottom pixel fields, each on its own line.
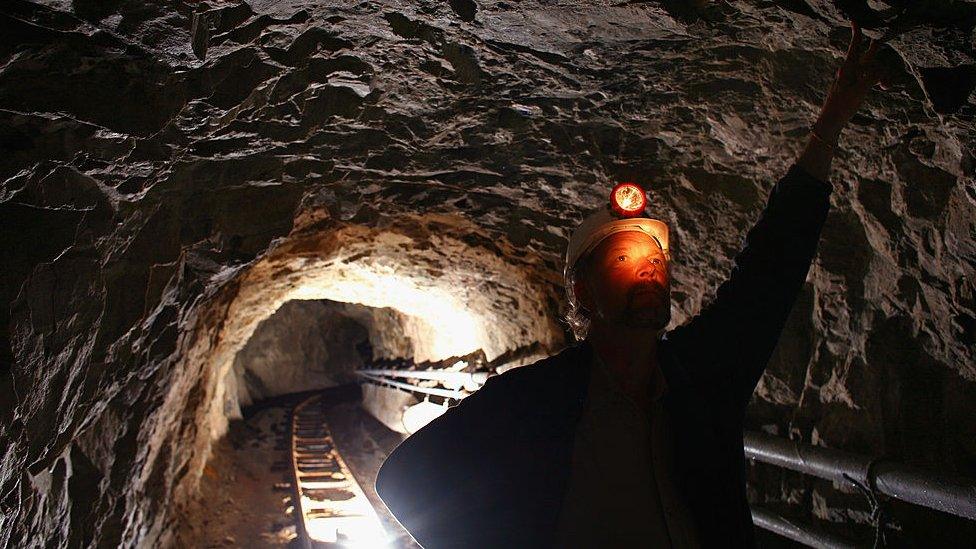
left=376, top=22, right=883, bottom=548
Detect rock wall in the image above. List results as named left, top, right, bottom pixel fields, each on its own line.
left=1, top=0, right=974, bottom=546
left=229, top=299, right=370, bottom=407
left=227, top=298, right=464, bottom=411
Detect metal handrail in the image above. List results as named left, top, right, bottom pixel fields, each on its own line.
left=744, top=431, right=976, bottom=521
left=357, top=368, right=489, bottom=386
left=751, top=506, right=855, bottom=549
left=357, top=372, right=470, bottom=400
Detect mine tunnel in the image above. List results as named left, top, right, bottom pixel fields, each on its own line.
left=2, top=0, right=975, bottom=547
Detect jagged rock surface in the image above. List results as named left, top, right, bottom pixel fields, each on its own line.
left=228, top=299, right=370, bottom=407
left=226, top=298, right=457, bottom=410
left=1, top=0, right=974, bottom=546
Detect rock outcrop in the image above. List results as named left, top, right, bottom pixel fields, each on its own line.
left=227, top=299, right=371, bottom=407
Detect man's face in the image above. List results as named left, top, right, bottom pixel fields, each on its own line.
left=574, top=231, right=671, bottom=331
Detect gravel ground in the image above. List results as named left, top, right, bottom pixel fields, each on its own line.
left=176, top=406, right=300, bottom=548
left=175, top=391, right=417, bottom=548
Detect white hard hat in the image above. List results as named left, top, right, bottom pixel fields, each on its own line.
left=564, top=206, right=669, bottom=279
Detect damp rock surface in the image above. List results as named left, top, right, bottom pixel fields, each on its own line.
left=176, top=406, right=297, bottom=548
left=1, top=0, right=975, bottom=547
left=229, top=299, right=371, bottom=407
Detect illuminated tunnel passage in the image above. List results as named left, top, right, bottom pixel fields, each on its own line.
left=177, top=381, right=415, bottom=548
left=163, top=218, right=564, bottom=547
left=178, top=293, right=546, bottom=547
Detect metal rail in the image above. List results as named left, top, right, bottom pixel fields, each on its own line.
left=744, top=431, right=976, bottom=521
left=291, top=394, right=388, bottom=546
left=357, top=368, right=489, bottom=386
left=751, top=507, right=856, bottom=549
left=357, top=372, right=470, bottom=400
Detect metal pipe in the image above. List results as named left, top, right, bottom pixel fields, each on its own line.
left=872, top=461, right=976, bottom=522
left=750, top=507, right=856, bottom=549
left=744, top=431, right=976, bottom=521
left=357, top=369, right=489, bottom=385
left=357, top=373, right=469, bottom=400
left=744, top=431, right=868, bottom=485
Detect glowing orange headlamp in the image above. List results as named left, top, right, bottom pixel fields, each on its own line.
left=610, top=182, right=647, bottom=217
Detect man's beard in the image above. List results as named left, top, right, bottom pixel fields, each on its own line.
left=619, top=282, right=671, bottom=330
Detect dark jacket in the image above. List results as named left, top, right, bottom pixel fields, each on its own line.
left=375, top=164, right=832, bottom=548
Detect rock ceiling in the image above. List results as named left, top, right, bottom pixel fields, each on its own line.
left=1, top=0, right=974, bottom=546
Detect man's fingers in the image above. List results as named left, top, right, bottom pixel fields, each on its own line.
left=863, top=39, right=880, bottom=64
left=836, top=21, right=886, bottom=90
left=845, top=21, right=864, bottom=66
left=857, top=40, right=886, bottom=88
left=850, top=21, right=862, bottom=50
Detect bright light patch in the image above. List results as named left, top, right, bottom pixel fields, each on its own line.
left=304, top=515, right=390, bottom=547
left=291, top=261, right=487, bottom=361
left=610, top=182, right=646, bottom=217
left=402, top=400, right=449, bottom=434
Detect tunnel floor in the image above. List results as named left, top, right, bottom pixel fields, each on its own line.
left=319, top=399, right=418, bottom=548
left=177, top=405, right=297, bottom=547
left=176, top=387, right=416, bottom=548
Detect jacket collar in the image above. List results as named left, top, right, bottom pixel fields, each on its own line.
left=572, top=334, right=690, bottom=398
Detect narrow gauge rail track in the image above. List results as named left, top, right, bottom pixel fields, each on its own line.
left=291, top=394, right=388, bottom=547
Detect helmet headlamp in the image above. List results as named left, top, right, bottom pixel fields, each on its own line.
left=610, top=182, right=646, bottom=217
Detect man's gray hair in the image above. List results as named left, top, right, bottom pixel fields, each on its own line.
left=563, top=258, right=592, bottom=341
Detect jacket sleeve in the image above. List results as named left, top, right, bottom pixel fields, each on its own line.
left=666, top=163, right=832, bottom=409
left=374, top=375, right=510, bottom=548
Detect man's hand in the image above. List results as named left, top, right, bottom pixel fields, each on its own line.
left=813, top=21, right=885, bottom=143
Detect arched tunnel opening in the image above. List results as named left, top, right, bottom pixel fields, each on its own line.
left=168, top=220, right=564, bottom=547
left=2, top=0, right=976, bottom=548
